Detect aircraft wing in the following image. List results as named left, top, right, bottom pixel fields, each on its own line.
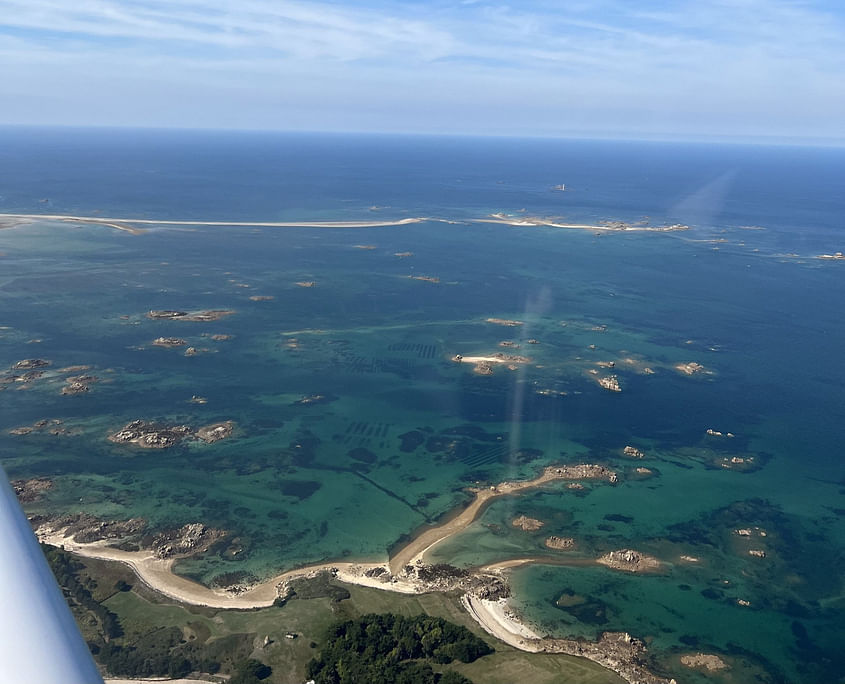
left=0, top=467, right=104, bottom=684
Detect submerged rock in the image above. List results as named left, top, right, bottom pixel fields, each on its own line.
left=512, top=515, right=545, bottom=531
left=680, top=653, right=729, bottom=671
left=12, top=358, right=51, bottom=370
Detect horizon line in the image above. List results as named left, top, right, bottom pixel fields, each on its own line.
left=1, top=123, right=843, bottom=150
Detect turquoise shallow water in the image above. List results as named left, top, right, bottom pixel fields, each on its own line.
left=1, top=129, right=844, bottom=683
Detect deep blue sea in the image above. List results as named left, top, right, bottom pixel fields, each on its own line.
left=1, top=127, right=844, bottom=684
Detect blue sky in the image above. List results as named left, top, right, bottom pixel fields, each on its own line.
left=1, top=0, right=844, bottom=141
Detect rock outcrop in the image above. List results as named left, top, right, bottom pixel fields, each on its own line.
left=597, top=549, right=662, bottom=573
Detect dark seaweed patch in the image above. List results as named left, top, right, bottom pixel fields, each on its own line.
left=279, top=480, right=321, bottom=500
left=347, top=447, right=377, bottom=464
left=604, top=513, right=634, bottom=524
left=398, top=430, right=425, bottom=452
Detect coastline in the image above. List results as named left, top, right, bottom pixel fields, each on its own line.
left=37, top=463, right=676, bottom=683
left=461, top=595, right=543, bottom=651
left=39, top=463, right=616, bottom=608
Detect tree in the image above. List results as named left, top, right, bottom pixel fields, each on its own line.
left=230, top=658, right=272, bottom=684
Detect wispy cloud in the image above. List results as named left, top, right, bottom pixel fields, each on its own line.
left=1, top=0, right=843, bottom=138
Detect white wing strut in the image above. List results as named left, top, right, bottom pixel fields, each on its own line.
left=0, top=468, right=104, bottom=684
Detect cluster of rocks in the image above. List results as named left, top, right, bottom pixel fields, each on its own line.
left=597, top=549, right=662, bottom=573
left=716, top=454, right=760, bottom=472
left=109, top=420, right=194, bottom=449
left=1, top=368, right=45, bottom=386
left=706, top=428, right=735, bottom=438
left=545, top=536, right=575, bottom=550
left=544, top=464, right=618, bottom=484
left=108, top=419, right=235, bottom=448
left=34, top=513, right=225, bottom=560
left=12, top=477, right=53, bottom=503
left=150, top=523, right=226, bottom=559
left=675, top=361, right=706, bottom=375
left=3, top=360, right=102, bottom=396
left=473, top=360, right=493, bottom=376
left=195, top=421, right=235, bottom=443
left=9, top=418, right=71, bottom=437
left=598, top=375, right=622, bottom=392
left=34, top=512, right=148, bottom=544
left=61, top=374, right=97, bottom=395
left=512, top=515, right=545, bottom=531
left=680, top=653, right=728, bottom=672
left=391, top=563, right=510, bottom=600
left=12, top=359, right=51, bottom=370
left=622, top=445, right=645, bottom=459
left=2, top=359, right=50, bottom=388
left=152, top=336, right=187, bottom=347
left=542, top=631, right=676, bottom=684
left=147, top=309, right=235, bottom=322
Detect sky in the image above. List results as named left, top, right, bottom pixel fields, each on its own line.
left=1, top=0, right=844, bottom=142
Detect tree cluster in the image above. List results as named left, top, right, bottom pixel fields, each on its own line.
left=306, top=613, right=492, bottom=684
left=44, top=545, right=123, bottom=639
left=43, top=544, right=258, bottom=680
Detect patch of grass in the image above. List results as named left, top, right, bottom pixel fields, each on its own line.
left=78, top=559, right=626, bottom=684
left=451, top=651, right=627, bottom=684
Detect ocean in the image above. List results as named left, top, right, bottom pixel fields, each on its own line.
left=1, top=127, right=844, bottom=683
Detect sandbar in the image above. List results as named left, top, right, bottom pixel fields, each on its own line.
left=0, top=212, right=424, bottom=231
left=39, top=463, right=617, bottom=606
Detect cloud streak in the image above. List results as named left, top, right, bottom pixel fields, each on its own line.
left=1, top=0, right=843, bottom=139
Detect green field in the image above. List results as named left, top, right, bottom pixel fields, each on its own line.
left=64, top=553, right=624, bottom=683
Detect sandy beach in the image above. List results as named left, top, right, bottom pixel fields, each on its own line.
left=461, top=595, right=542, bottom=651
left=39, top=463, right=616, bottom=609
left=38, top=526, right=425, bottom=608
left=390, top=464, right=615, bottom=573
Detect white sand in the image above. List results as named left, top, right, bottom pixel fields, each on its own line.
left=461, top=595, right=542, bottom=651
left=456, top=355, right=514, bottom=364
left=0, top=212, right=424, bottom=230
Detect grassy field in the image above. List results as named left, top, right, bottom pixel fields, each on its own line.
left=76, top=556, right=624, bottom=684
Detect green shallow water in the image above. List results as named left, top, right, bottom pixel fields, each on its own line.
left=2, top=134, right=845, bottom=684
